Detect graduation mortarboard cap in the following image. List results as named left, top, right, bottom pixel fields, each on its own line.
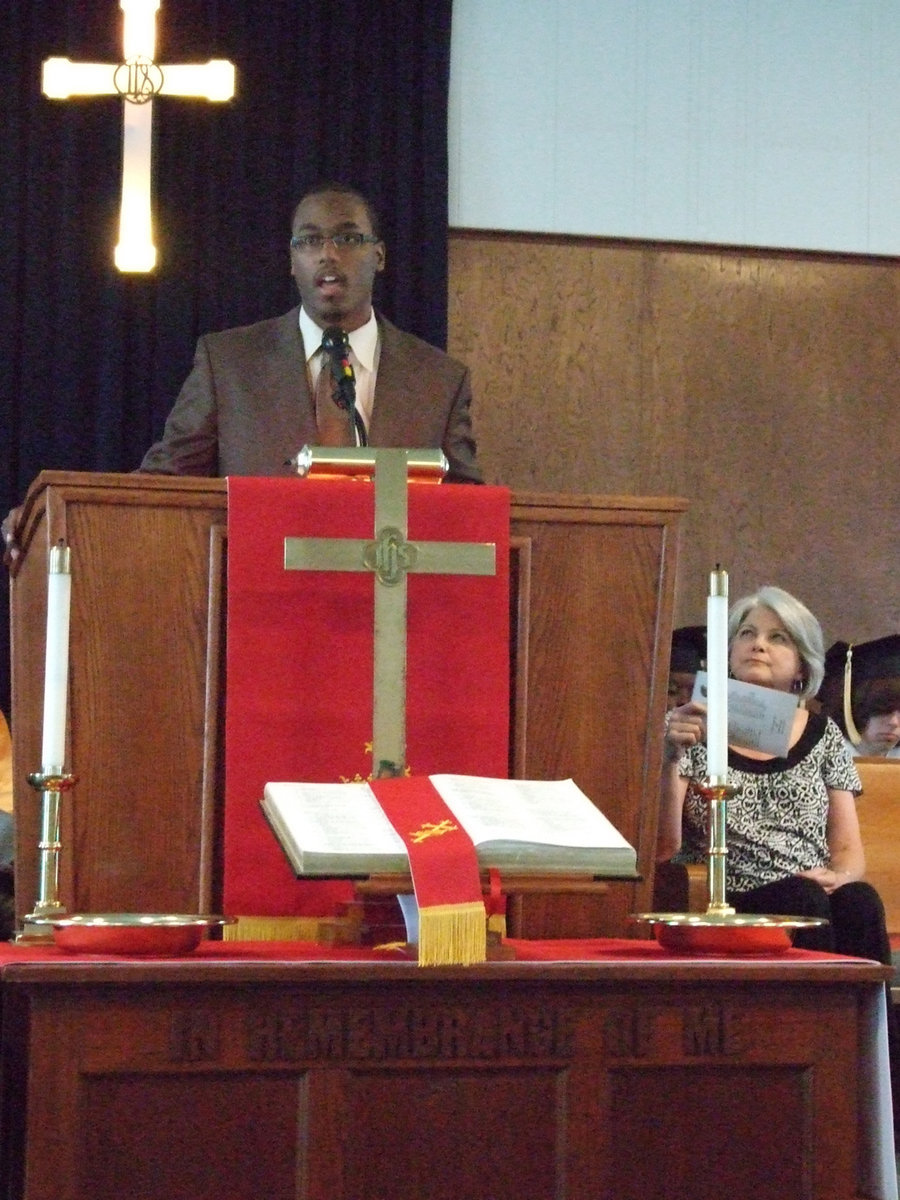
left=823, top=635, right=900, bottom=745
left=670, top=626, right=707, bottom=674
left=844, top=635, right=900, bottom=683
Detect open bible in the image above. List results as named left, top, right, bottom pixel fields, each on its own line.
left=261, top=774, right=638, bottom=879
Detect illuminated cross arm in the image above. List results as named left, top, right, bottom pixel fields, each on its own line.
left=42, top=0, right=235, bottom=272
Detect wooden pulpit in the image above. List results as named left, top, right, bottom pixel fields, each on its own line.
left=9, top=472, right=685, bottom=938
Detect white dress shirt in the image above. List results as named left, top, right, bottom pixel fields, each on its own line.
left=299, top=306, right=380, bottom=439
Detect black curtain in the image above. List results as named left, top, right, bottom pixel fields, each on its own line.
left=0, top=0, right=453, bottom=721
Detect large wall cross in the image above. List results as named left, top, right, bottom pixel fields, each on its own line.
left=284, top=449, right=497, bottom=778
left=42, top=0, right=235, bottom=272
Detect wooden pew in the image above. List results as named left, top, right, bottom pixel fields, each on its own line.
left=855, top=758, right=900, bottom=933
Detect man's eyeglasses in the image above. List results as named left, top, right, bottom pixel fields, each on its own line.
left=290, top=232, right=381, bottom=251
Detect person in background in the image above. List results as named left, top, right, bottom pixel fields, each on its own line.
left=819, top=636, right=900, bottom=760
left=667, top=625, right=707, bottom=710
left=659, top=585, right=890, bottom=961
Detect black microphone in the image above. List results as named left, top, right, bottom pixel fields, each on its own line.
left=320, top=326, right=367, bottom=446
left=320, top=327, right=356, bottom=413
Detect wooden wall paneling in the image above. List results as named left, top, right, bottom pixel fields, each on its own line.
left=449, top=230, right=900, bottom=643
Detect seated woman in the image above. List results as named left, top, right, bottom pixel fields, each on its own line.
left=819, top=636, right=900, bottom=760
left=658, top=584, right=889, bottom=961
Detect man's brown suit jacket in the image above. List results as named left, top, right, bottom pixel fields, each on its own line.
left=139, top=307, right=482, bottom=483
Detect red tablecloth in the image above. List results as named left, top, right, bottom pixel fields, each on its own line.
left=0, top=937, right=862, bottom=967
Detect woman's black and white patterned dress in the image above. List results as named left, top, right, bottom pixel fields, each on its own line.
left=676, top=711, right=861, bottom=894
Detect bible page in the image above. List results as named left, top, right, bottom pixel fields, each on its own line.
left=428, top=776, right=633, bottom=851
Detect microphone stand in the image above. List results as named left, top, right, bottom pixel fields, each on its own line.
left=352, top=406, right=368, bottom=447
left=331, top=365, right=366, bottom=447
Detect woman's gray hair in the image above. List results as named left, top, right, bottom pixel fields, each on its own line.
left=727, top=585, right=825, bottom=698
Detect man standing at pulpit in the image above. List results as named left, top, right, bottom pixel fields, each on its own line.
left=3, top=183, right=482, bottom=563
left=137, top=181, right=483, bottom=483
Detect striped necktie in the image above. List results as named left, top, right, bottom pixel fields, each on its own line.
left=314, top=346, right=353, bottom=446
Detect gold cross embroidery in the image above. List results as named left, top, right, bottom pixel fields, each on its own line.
left=410, top=820, right=459, bottom=844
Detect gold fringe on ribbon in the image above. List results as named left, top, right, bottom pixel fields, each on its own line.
left=416, top=901, right=487, bottom=967
left=223, top=914, right=360, bottom=945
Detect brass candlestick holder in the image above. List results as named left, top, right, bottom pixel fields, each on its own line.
left=16, top=768, right=78, bottom=943
left=704, top=780, right=736, bottom=916
left=633, top=780, right=827, bottom=953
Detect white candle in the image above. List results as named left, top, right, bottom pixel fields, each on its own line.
left=41, top=543, right=72, bottom=772
left=706, top=566, right=729, bottom=782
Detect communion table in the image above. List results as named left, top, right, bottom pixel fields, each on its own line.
left=0, top=939, right=895, bottom=1200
